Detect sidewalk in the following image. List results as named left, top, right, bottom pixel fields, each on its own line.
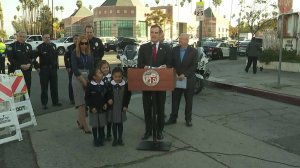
left=207, top=57, right=300, bottom=106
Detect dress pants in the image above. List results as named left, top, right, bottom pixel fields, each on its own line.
left=245, top=57, right=258, bottom=73
left=22, top=70, right=32, bottom=96
left=0, top=57, right=5, bottom=74
left=142, top=91, right=166, bottom=133
left=67, top=70, right=74, bottom=102
left=39, top=67, right=58, bottom=105
left=170, top=78, right=195, bottom=122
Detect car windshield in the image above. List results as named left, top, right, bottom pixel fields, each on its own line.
left=203, top=42, right=218, bottom=47
left=58, top=37, right=67, bottom=42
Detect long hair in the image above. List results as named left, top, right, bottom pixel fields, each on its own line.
left=75, top=35, right=91, bottom=58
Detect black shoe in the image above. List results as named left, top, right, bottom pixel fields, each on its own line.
left=118, top=139, right=124, bottom=146
left=42, top=105, right=48, bottom=110
left=245, top=68, right=248, bottom=73
left=98, top=139, right=104, bottom=146
left=157, top=132, right=164, bottom=140
left=93, top=140, right=100, bottom=147
left=106, top=134, right=112, bottom=141
left=141, top=132, right=152, bottom=140
left=112, top=140, right=118, bottom=146
left=53, top=103, right=62, bottom=106
left=165, top=119, right=176, bottom=125
left=186, top=121, right=192, bottom=127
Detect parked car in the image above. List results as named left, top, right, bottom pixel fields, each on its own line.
left=100, top=36, right=118, bottom=52
left=202, top=41, right=223, bottom=60
left=25, top=35, right=43, bottom=51
left=216, top=42, right=230, bottom=58
left=237, top=41, right=250, bottom=56
left=52, top=36, right=74, bottom=55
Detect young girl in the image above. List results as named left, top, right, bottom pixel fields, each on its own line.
left=109, top=67, right=131, bottom=146
left=85, top=68, right=109, bottom=147
left=98, top=60, right=113, bottom=141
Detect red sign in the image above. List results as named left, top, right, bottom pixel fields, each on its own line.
left=278, top=0, right=293, bottom=14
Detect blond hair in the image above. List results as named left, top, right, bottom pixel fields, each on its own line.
left=75, top=35, right=91, bottom=57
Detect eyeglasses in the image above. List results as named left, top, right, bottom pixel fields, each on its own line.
left=80, top=42, right=88, bottom=45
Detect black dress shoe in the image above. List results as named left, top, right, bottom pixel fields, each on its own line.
left=112, top=140, right=118, bottom=146
left=141, top=132, right=152, bottom=140
left=157, top=132, right=164, bottom=140
left=186, top=121, right=192, bottom=127
left=53, top=103, right=62, bottom=106
left=42, top=105, right=48, bottom=110
left=118, top=139, right=124, bottom=146
left=165, top=119, right=176, bottom=125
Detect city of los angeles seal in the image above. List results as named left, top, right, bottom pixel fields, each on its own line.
left=142, top=69, right=160, bottom=86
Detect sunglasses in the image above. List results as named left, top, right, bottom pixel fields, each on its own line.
left=80, top=42, right=88, bottom=45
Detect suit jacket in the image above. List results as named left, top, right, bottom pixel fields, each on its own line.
left=138, top=42, right=171, bottom=68
left=172, top=46, right=198, bottom=88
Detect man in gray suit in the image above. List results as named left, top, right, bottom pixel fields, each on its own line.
left=245, top=37, right=262, bottom=74
left=165, top=33, right=198, bottom=127
left=138, top=25, right=171, bottom=140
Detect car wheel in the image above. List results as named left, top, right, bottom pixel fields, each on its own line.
left=57, top=47, right=65, bottom=55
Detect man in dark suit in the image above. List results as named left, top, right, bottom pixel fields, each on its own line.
left=137, top=25, right=171, bottom=140
left=245, top=37, right=262, bottom=74
left=165, top=33, right=197, bottom=127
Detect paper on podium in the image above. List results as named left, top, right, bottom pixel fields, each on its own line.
left=176, top=77, right=187, bottom=89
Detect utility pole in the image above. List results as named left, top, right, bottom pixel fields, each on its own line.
left=52, top=0, right=54, bottom=39
left=196, top=0, right=204, bottom=47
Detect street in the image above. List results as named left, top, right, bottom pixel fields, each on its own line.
left=1, top=52, right=300, bottom=168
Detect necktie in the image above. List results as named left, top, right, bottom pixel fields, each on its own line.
left=153, top=43, right=157, bottom=63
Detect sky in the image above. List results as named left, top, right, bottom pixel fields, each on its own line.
left=2, top=0, right=300, bottom=37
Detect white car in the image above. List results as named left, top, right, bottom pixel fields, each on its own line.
left=216, top=42, right=230, bottom=58
left=52, top=36, right=74, bottom=55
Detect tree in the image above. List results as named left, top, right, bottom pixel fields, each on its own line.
left=239, top=0, right=278, bottom=36
left=144, top=9, right=171, bottom=27
left=39, top=5, right=52, bottom=34
left=229, top=25, right=237, bottom=39
left=89, top=5, right=92, bottom=11
left=55, top=6, right=59, bottom=18
left=60, top=6, right=64, bottom=20
left=212, top=0, right=222, bottom=7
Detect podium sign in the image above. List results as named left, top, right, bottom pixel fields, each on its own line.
left=127, top=68, right=176, bottom=91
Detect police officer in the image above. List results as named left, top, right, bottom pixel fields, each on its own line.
left=7, top=31, right=34, bottom=95
left=64, top=34, right=79, bottom=104
left=0, top=39, right=6, bottom=74
left=35, top=33, right=62, bottom=109
left=85, top=25, right=104, bottom=66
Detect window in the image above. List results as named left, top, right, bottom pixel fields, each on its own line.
left=97, top=21, right=112, bottom=37
left=124, top=10, right=127, bottom=14
left=117, top=10, right=120, bottom=14
left=117, top=20, right=133, bottom=37
left=137, top=21, right=147, bottom=38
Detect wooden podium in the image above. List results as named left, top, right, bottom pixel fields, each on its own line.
left=127, top=68, right=176, bottom=91
left=128, top=68, right=175, bottom=151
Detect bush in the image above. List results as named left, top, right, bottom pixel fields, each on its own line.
left=260, top=49, right=300, bottom=64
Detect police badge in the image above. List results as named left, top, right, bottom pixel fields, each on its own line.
left=95, top=42, right=98, bottom=47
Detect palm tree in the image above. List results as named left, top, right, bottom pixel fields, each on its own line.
left=59, top=6, right=64, bottom=20
left=55, top=6, right=59, bottom=18
left=89, top=5, right=92, bottom=11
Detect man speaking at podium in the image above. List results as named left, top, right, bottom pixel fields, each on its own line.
left=137, top=25, right=171, bottom=140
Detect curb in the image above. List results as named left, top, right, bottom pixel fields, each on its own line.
left=207, top=81, right=300, bottom=107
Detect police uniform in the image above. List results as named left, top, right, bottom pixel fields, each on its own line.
left=6, top=41, right=34, bottom=94
left=35, top=42, right=60, bottom=107
left=0, top=42, right=6, bottom=74
left=89, top=37, right=104, bottom=66
left=64, top=43, right=76, bottom=103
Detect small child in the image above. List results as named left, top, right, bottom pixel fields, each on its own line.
left=98, top=60, right=113, bottom=141
left=109, top=67, right=131, bottom=146
left=85, top=68, right=109, bottom=147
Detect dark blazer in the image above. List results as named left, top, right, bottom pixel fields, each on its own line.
left=138, top=42, right=171, bottom=68
left=171, top=46, right=198, bottom=88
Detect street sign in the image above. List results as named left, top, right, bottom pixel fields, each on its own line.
left=278, top=0, right=293, bottom=14
left=195, top=1, right=205, bottom=21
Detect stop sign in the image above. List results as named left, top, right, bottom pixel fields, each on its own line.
left=278, top=0, right=293, bottom=14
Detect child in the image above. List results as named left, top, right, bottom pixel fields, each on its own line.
left=98, top=60, right=113, bottom=141
left=85, top=68, right=109, bottom=147
left=109, top=67, right=131, bottom=146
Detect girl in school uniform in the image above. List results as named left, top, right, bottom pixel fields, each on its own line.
left=85, top=68, right=109, bottom=147
left=109, top=67, right=131, bottom=146
left=98, top=60, right=113, bottom=141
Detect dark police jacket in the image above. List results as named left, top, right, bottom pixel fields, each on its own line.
left=35, top=42, right=58, bottom=69
left=89, top=37, right=104, bottom=63
left=64, top=44, right=76, bottom=69
left=6, top=41, right=34, bottom=71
